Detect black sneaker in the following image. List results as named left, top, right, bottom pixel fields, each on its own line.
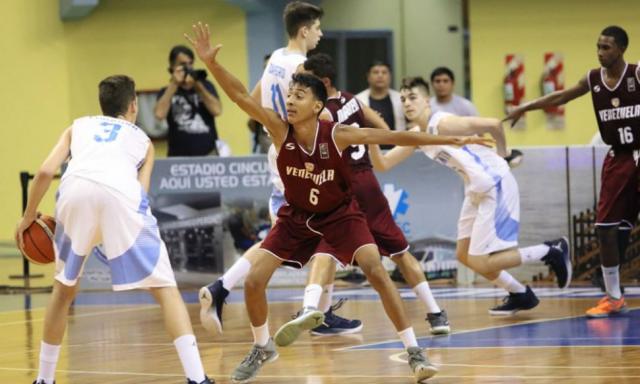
left=311, top=299, right=363, bottom=336
left=504, top=149, right=524, bottom=168
left=489, top=286, right=539, bottom=316
left=426, top=310, right=450, bottom=335
left=32, top=381, right=54, bottom=384
left=187, top=376, right=215, bottom=384
left=199, top=279, right=229, bottom=334
left=542, top=237, right=572, bottom=289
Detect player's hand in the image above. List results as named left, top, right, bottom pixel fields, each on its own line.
left=502, top=107, right=525, bottom=128
left=184, top=22, right=222, bottom=65
left=15, top=212, right=37, bottom=253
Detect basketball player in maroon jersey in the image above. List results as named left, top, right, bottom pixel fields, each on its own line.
left=295, top=53, right=450, bottom=336
left=186, top=23, right=492, bottom=383
left=506, top=26, right=637, bottom=318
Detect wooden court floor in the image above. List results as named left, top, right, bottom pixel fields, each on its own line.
left=0, top=286, right=639, bottom=383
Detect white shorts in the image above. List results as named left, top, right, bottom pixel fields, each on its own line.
left=54, top=176, right=176, bottom=291
left=457, top=172, right=520, bottom=255
left=268, top=188, right=286, bottom=224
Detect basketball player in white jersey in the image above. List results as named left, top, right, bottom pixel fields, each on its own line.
left=15, top=75, right=213, bottom=384
left=369, top=77, right=573, bottom=315
left=198, top=1, right=332, bottom=334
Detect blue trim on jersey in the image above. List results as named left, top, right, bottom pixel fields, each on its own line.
left=55, top=222, right=86, bottom=281
left=461, top=146, right=502, bottom=184
left=494, top=181, right=519, bottom=242
left=108, top=214, right=162, bottom=286
left=137, top=189, right=149, bottom=214
left=276, top=86, right=286, bottom=119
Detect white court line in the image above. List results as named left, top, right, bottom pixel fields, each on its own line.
left=1, top=366, right=639, bottom=380
left=0, top=305, right=156, bottom=327
left=335, top=306, right=639, bottom=351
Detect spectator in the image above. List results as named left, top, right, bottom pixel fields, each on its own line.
left=155, top=45, right=222, bottom=156
left=356, top=61, right=406, bottom=149
left=429, top=66, right=478, bottom=116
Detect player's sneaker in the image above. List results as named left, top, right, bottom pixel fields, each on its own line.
left=407, top=347, right=438, bottom=382
left=311, top=299, right=363, bottom=336
left=489, top=286, right=539, bottom=316
left=187, top=376, right=215, bottom=384
left=426, top=310, right=450, bottom=335
left=230, top=339, right=278, bottom=383
left=32, top=381, right=54, bottom=384
left=585, top=295, right=629, bottom=318
left=274, top=307, right=324, bottom=346
left=504, top=149, right=524, bottom=168
left=199, top=279, right=229, bottom=335
left=542, top=237, right=572, bottom=288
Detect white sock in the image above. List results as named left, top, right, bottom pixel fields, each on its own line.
left=397, top=327, right=418, bottom=348
left=251, top=322, right=270, bottom=347
left=413, top=281, right=441, bottom=313
left=519, top=244, right=550, bottom=264
left=173, top=334, right=206, bottom=383
left=37, top=341, right=61, bottom=384
left=492, top=270, right=526, bottom=293
left=302, top=284, right=323, bottom=309
left=318, top=284, right=334, bottom=313
left=602, top=265, right=622, bottom=299
left=221, top=257, right=251, bottom=291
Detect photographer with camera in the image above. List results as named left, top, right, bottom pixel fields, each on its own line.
left=155, top=45, right=222, bottom=156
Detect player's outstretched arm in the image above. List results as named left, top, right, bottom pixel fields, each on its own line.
left=334, top=125, right=494, bottom=150
left=184, top=22, right=287, bottom=145
left=438, top=115, right=508, bottom=157
left=504, top=76, right=590, bottom=127
left=369, top=144, right=415, bottom=172
left=15, top=127, right=72, bottom=250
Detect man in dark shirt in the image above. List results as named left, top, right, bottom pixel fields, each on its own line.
left=155, top=45, right=222, bottom=156
left=356, top=61, right=405, bottom=149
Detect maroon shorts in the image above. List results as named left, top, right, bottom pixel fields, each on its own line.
left=261, top=199, right=376, bottom=269
left=596, top=149, right=640, bottom=226
left=350, top=169, right=409, bottom=256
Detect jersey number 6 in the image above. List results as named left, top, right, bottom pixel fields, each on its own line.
left=309, top=188, right=319, bottom=206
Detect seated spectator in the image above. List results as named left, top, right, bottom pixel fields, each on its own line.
left=430, top=66, right=478, bottom=116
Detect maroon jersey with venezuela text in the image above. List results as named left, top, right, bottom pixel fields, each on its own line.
left=277, top=120, right=352, bottom=213
left=588, top=63, right=640, bottom=149
left=324, top=91, right=372, bottom=170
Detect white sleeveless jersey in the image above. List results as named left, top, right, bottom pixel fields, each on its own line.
left=416, top=112, right=510, bottom=194
left=260, top=48, right=306, bottom=120
left=63, top=115, right=150, bottom=198
left=267, top=144, right=284, bottom=193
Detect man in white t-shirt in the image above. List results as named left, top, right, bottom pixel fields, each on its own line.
left=369, top=76, right=573, bottom=316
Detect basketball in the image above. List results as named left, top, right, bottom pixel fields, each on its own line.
left=20, top=215, right=56, bottom=265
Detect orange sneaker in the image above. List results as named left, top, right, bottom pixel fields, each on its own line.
left=585, top=296, right=628, bottom=318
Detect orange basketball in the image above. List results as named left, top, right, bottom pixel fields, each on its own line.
left=20, top=215, right=56, bottom=264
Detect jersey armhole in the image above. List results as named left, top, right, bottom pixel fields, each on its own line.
left=330, top=123, right=343, bottom=156
left=586, top=69, right=592, bottom=89
left=635, top=64, right=640, bottom=84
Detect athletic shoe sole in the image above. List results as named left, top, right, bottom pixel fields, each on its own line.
left=274, top=310, right=324, bottom=347
left=430, top=325, right=451, bottom=335
left=199, top=286, right=222, bottom=335
left=586, top=305, right=629, bottom=318
left=414, top=363, right=438, bottom=383
left=310, top=323, right=364, bottom=336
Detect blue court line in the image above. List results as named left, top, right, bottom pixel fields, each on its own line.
left=346, top=308, right=640, bottom=350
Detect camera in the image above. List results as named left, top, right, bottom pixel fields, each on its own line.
left=181, top=65, right=208, bottom=82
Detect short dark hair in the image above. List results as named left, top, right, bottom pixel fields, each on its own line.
left=98, top=75, right=136, bottom=117
left=291, top=73, right=327, bottom=109
left=303, top=53, right=336, bottom=85
left=430, top=66, right=455, bottom=82
left=601, top=26, right=629, bottom=49
left=367, top=60, right=391, bottom=73
left=283, top=1, right=323, bottom=38
left=168, top=45, right=194, bottom=65
left=400, top=76, right=430, bottom=96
